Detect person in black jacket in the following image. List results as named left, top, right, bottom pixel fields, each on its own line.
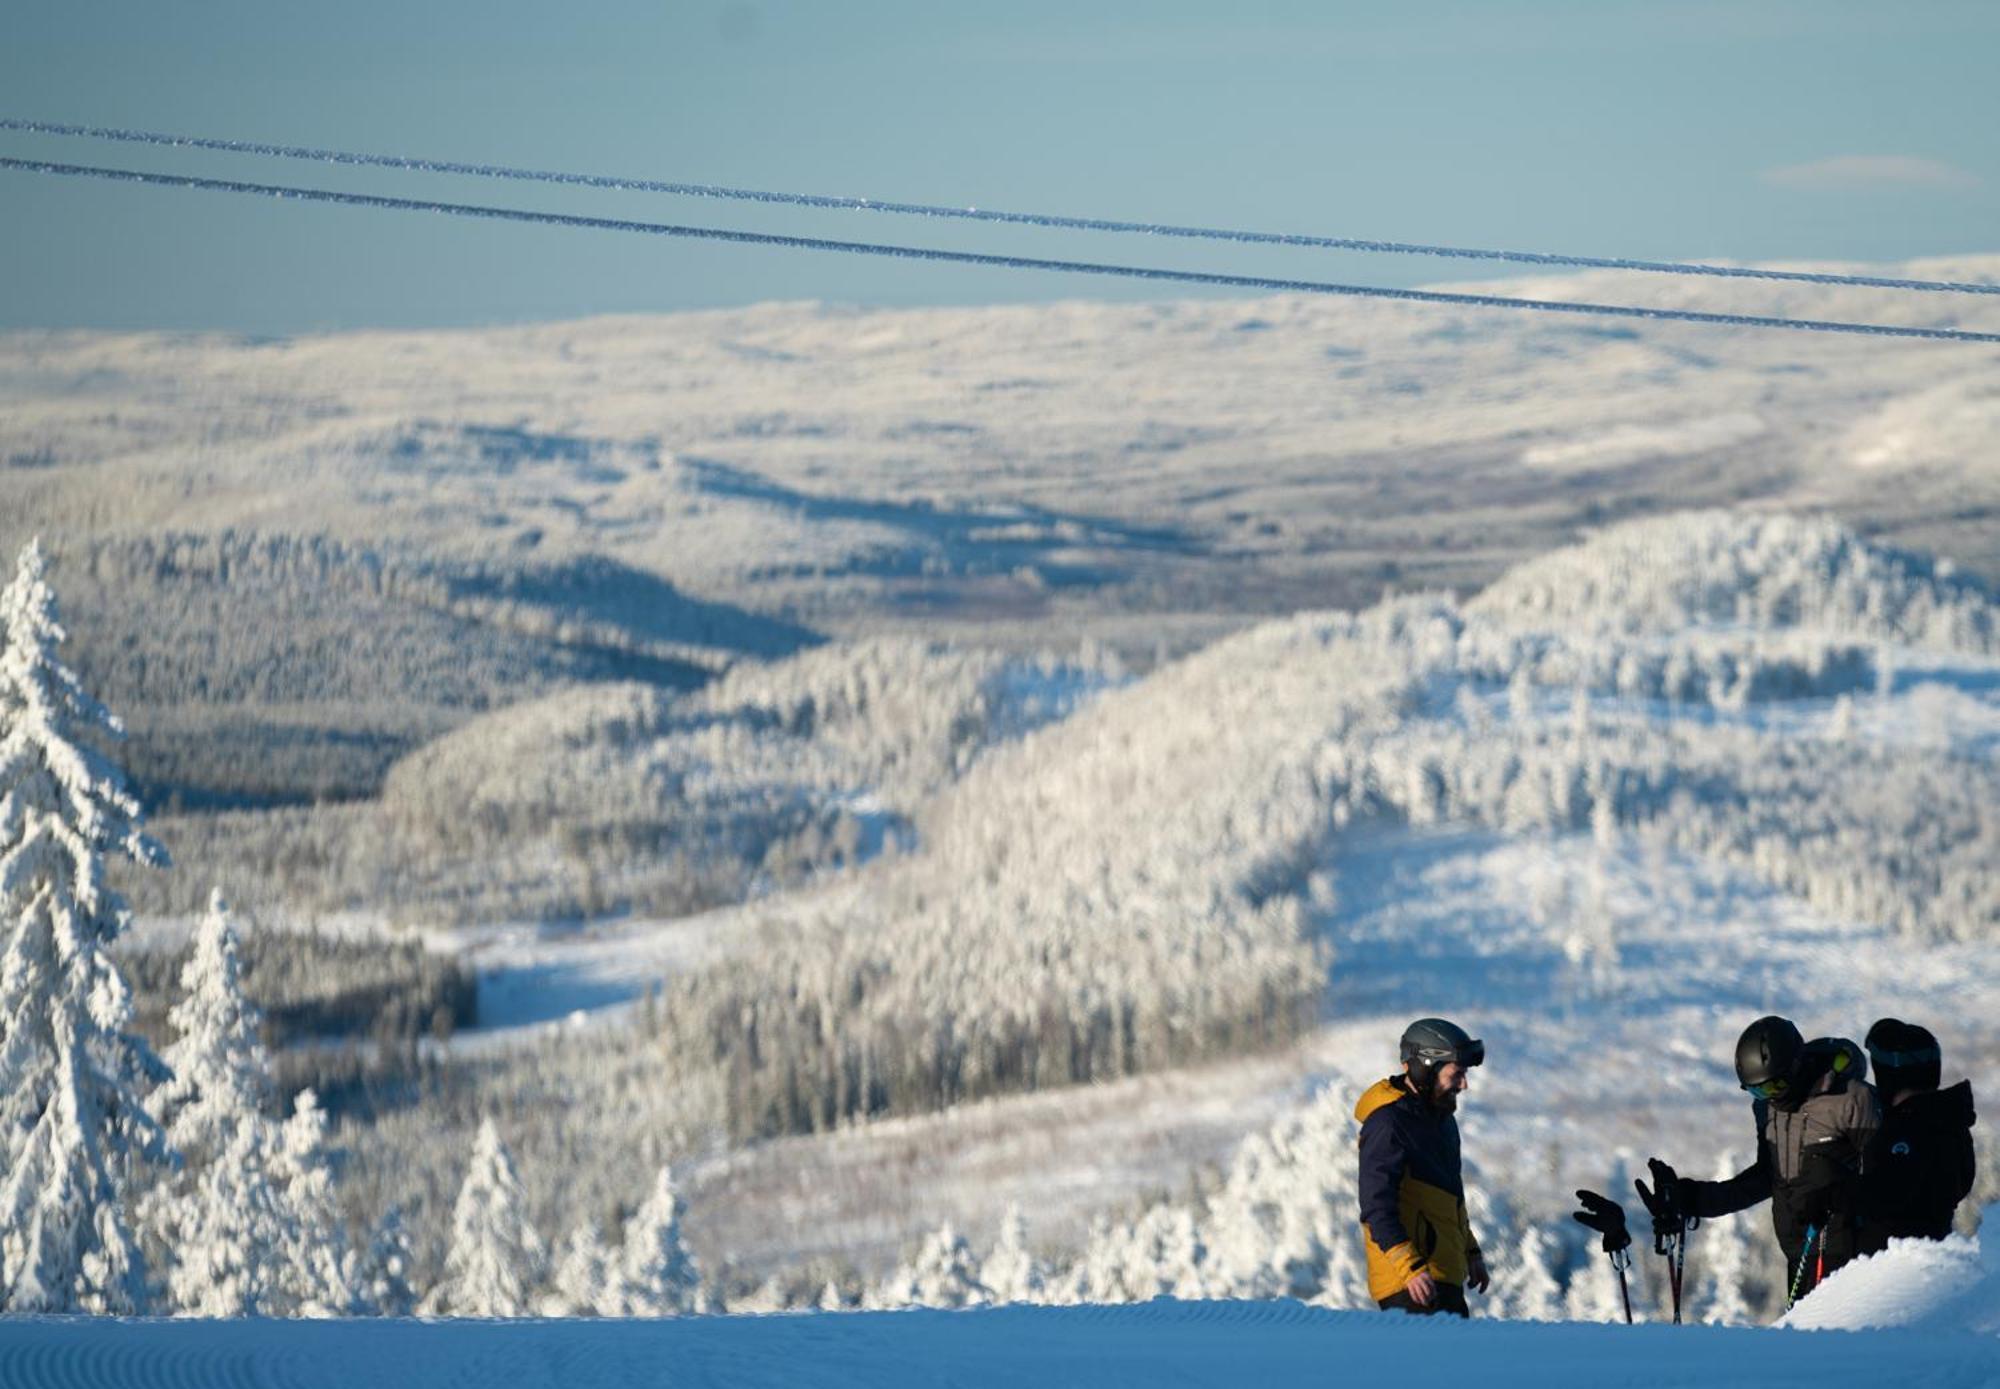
left=1643, top=1016, right=1880, bottom=1302
left=1857, top=1018, right=1977, bottom=1255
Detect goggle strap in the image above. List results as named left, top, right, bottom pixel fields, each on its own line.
left=1869, top=1045, right=1941, bottom=1068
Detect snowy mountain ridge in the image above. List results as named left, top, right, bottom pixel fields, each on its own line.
left=1472, top=510, right=1998, bottom=651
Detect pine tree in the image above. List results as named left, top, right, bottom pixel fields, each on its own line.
left=270, top=1089, right=357, bottom=1316
left=1197, top=1084, right=1367, bottom=1306
left=546, top=1221, right=611, bottom=1317
left=361, top=1205, right=418, bottom=1318
left=1692, top=1155, right=1757, bottom=1325
left=422, top=1117, right=546, bottom=1317
left=979, top=1204, right=1047, bottom=1305
left=874, top=1221, right=989, bottom=1309
left=1563, top=1238, right=1636, bottom=1323
left=607, top=1164, right=704, bottom=1317
left=144, top=889, right=293, bottom=1316
left=1503, top=1221, right=1566, bottom=1322
left=0, top=539, right=171, bottom=1314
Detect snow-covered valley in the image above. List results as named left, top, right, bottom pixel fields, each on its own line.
left=306, top=509, right=2000, bottom=1322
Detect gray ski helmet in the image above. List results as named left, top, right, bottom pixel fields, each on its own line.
left=1734, top=1015, right=1804, bottom=1090
left=1400, top=1018, right=1484, bottom=1072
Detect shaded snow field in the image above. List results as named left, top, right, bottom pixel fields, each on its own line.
left=6, top=1244, right=2000, bottom=1389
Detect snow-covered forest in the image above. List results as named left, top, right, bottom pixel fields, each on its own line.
left=3, top=498, right=1997, bottom=1321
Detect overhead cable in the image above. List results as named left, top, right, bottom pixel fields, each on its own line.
left=5, top=116, right=1999, bottom=300
left=7, top=158, right=1998, bottom=345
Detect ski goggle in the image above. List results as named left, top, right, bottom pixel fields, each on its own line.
left=1415, top=1038, right=1486, bottom=1069
left=1741, top=1077, right=1789, bottom=1100
left=1868, top=1045, right=1940, bottom=1069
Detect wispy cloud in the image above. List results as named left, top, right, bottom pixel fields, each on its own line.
left=1762, top=155, right=1981, bottom=193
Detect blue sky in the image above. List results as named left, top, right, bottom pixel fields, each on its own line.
left=3, top=1, right=1996, bottom=333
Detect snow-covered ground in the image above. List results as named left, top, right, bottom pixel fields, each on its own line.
left=6, top=1247, right=2000, bottom=1389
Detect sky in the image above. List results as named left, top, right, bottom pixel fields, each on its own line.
left=3, top=1, right=1998, bottom=334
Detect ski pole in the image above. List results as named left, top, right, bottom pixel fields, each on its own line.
left=1787, top=1224, right=1819, bottom=1308
left=1636, top=1159, right=1696, bottom=1324
left=1572, top=1189, right=1635, bottom=1325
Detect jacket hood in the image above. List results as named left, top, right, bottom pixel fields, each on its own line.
left=1355, top=1076, right=1408, bottom=1124
left=1772, top=1037, right=1867, bottom=1112
left=1899, top=1079, right=1976, bottom=1130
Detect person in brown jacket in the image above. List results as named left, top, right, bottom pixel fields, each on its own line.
left=1643, top=1015, right=1880, bottom=1303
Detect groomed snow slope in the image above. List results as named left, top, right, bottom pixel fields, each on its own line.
left=3, top=1294, right=1997, bottom=1388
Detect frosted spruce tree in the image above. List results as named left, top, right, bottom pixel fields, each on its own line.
left=361, top=1206, right=418, bottom=1318
left=1692, top=1154, right=1757, bottom=1325
left=270, top=1089, right=357, bottom=1316
left=979, top=1204, right=1047, bottom=1305
left=873, top=1221, right=989, bottom=1309
left=0, top=539, right=172, bottom=1314
left=608, top=1165, right=705, bottom=1317
left=145, top=889, right=292, bottom=1315
left=1501, top=1220, right=1566, bottom=1322
left=545, top=1221, right=611, bottom=1317
left=422, top=1117, right=546, bottom=1317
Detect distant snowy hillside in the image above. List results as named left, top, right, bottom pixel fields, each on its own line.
left=1473, top=510, right=1997, bottom=652
left=377, top=638, right=1110, bottom=923
left=9, top=255, right=2000, bottom=819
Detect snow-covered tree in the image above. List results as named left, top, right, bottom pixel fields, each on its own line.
left=545, top=1221, right=611, bottom=1317
left=873, top=1221, right=988, bottom=1309
left=1196, top=1084, right=1367, bottom=1307
left=360, top=1205, right=418, bottom=1318
left=1066, top=1214, right=1134, bottom=1306
left=144, top=896, right=355, bottom=1318
left=1501, top=1221, right=1566, bottom=1322
left=422, top=1117, right=546, bottom=1318
left=0, top=539, right=171, bottom=1314
left=607, top=1164, right=704, bottom=1316
left=979, top=1204, right=1047, bottom=1305
left=1692, top=1154, right=1757, bottom=1325
left=1563, top=1240, right=1636, bottom=1324
left=270, top=1089, right=356, bottom=1316
left=144, top=889, right=292, bottom=1316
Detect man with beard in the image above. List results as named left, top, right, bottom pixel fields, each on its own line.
left=1644, top=1016, right=1881, bottom=1304
left=1356, top=1018, right=1491, bottom=1316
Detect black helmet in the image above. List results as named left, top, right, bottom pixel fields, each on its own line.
left=1866, top=1018, right=1942, bottom=1093
left=1734, top=1016, right=1804, bottom=1092
left=1400, top=1018, right=1484, bottom=1072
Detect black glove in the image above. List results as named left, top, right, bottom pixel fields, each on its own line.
left=1635, top=1158, right=1685, bottom=1240
left=1572, top=1189, right=1632, bottom=1255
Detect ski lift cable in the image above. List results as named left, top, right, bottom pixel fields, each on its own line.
left=7, top=156, right=2000, bottom=347
left=5, top=116, right=1999, bottom=301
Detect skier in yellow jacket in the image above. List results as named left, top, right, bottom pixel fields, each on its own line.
left=1355, top=1018, right=1490, bottom=1316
